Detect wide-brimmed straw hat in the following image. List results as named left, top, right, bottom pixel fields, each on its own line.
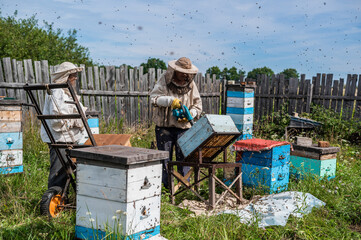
left=168, top=57, right=198, bottom=74
left=52, top=62, right=83, bottom=76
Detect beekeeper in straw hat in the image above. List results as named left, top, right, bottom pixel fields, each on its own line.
left=150, top=57, right=202, bottom=189
left=40, top=62, right=88, bottom=190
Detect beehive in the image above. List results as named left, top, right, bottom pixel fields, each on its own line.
left=234, top=139, right=291, bottom=194
left=177, top=114, right=241, bottom=162
left=226, top=83, right=255, bottom=140
left=290, top=144, right=340, bottom=180
left=0, top=99, right=23, bottom=175
left=86, top=111, right=101, bottom=134
left=68, top=145, right=168, bottom=240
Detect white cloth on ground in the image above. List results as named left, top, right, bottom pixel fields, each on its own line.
left=220, top=191, right=325, bottom=228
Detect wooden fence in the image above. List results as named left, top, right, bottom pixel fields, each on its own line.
left=1, top=57, right=360, bottom=128
left=0, top=57, right=221, bottom=128
left=247, top=73, right=361, bottom=121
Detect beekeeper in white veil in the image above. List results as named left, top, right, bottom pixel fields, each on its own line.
left=40, top=62, right=88, bottom=190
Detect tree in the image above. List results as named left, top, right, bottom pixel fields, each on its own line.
left=247, top=67, right=274, bottom=79
left=0, top=12, right=93, bottom=65
left=140, top=58, right=166, bottom=73
left=280, top=68, right=299, bottom=79
left=206, top=66, right=245, bottom=80
left=206, top=66, right=222, bottom=79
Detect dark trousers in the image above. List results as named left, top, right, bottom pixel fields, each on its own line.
left=48, top=144, right=68, bottom=190
left=155, top=126, right=190, bottom=188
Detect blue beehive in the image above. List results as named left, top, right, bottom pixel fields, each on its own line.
left=0, top=99, right=23, bottom=175
left=226, top=83, right=256, bottom=140
left=234, top=139, right=291, bottom=194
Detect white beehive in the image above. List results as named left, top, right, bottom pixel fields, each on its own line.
left=68, top=145, right=168, bottom=240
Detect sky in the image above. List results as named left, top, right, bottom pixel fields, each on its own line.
left=0, top=0, right=360, bottom=79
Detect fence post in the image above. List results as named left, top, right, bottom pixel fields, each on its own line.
left=221, top=78, right=227, bottom=115
left=306, top=82, right=313, bottom=113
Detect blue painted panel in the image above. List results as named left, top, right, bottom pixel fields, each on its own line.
left=226, top=107, right=254, bottom=115
left=242, top=163, right=289, bottom=194
left=87, top=118, right=99, bottom=128
left=239, top=145, right=290, bottom=167
left=0, top=165, right=23, bottom=174
left=75, top=225, right=160, bottom=240
left=227, top=91, right=254, bottom=98
left=235, top=123, right=253, bottom=132
left=237, top=134, right=253, bottom=141
left=0, top=132, right=23, bottom=151
left=290, top=156, right=336, bottom=180
left=227, top=114, right=253, bottom=125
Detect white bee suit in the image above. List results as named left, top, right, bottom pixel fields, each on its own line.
left=40, top=88, right=88, bottom=143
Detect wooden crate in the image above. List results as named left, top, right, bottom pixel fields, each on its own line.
left=177, top=114, right=241, bottom=162
left=68, top=145, right=168, bottom=240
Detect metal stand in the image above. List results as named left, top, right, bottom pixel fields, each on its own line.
left=23, top=82, right=96, bottom=197
left=168, top=146, right=243, bottom=210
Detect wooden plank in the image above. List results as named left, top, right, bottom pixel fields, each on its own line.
left=99, top=67, right=108, bottom=121
left=324, top=74, right=333, bottom=109
left=16, top=61, right=26, bottom=102
left=34, top=61, right=44, bottom=109
left=272, top=75, right=279, bottom=113
left=313, top=74, right=321, bottom=105
left=301, top=75, right=308, bottom=113
left=288, top=78, right=298, bottom=115
left=138, top=67, right=145, bottom=125
left=129, top=68, right=135, bottom=126
left=355, top=75, right=361, bottom=119
left=106, top=66, right=116, bottom=120
left=123, top=65, right=130, bottom=125
left=3, top=58, right=14, bottom=98
left=336, top=78, right=344, bottom=114
left=0, top=59, right=6, bottom=96
left=93, top=66, right=101, bottom=113
left=215, top=79, right=221, bottom=115
left=296, top=75, right=305, bottom=114
left=86, top=67, right=96, bottom=111
left=265, top=75, right=272, bottom=117
left=331, top=80, right=339, bottom=111
left=0, top=111, right=21, bottom=121
left=148, top=68, right=155, bottom=124
left=11, top=59, right=21, bottom=100
left=80, top=64, right=89, bottom=109
left=133, top=67, right=139, bottom=126
left=115, top=67, right=121, bottom=123
left=259, top=74, right=266, bottom=119
left=117, top=66, right=126, bottom=125
left=343, top=74, right=353, bottom=119
left=0, top=121, right=21, bottom=132
left=320, top=74, right=326, bottom=107
left=305, top=80, right=313, bottom=113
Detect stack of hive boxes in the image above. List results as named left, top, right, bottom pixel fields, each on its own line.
left=234, top=139, right=291, bottom=194
left=68, top=145, right=168, bottom=240
left=290, top=138, right=339, bottom=180
left=226, top=83, right=255, bottom=140
left=0, top=99, right=23, bottom=175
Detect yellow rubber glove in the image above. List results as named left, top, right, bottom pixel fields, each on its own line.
left=177, top=117, right=188, bottom=123
left=171, top=98, right=182, bottom=109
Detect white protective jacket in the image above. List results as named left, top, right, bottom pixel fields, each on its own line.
left=40, top=88, right=88, bottom=143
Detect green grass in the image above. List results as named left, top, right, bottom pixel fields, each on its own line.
left=0, top=114, right=361, bottom=239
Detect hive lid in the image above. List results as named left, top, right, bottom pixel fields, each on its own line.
left=68, top=145, right=168, bottom=165
left=292, top=144, right=340, bottom=154
left=233, top=138, right=290, bottom=152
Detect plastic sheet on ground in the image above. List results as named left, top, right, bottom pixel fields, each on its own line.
left=220, top=191, right=325, bottom=228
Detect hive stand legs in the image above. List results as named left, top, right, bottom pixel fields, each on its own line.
left=208, top=167, right=216, bottom=209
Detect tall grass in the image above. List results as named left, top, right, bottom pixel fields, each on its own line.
left=0, top=107, right=360, bottom=239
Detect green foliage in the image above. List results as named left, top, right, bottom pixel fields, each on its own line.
left=206, top=66, right=245, bottom=80
left=280, top=68, right=299, bottom=79
left=0, top=12, right=93, bottom=65
left=140, top=58, right=167, bottom=73
left=247, top=66, right=274, bottom=79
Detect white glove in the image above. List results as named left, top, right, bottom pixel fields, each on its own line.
left=154, top=96, right=175, bottom=107
left=190, top=109, right=197, bottom=118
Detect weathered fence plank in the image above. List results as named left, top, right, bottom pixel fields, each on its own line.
left=331, top=80, right=339, bottom=111
left=87, top=67, right=96, bottom=111
left=288, top=78, right=298, bottom=115
left=80, top=64, right=89, bottom=109
left=343, top=74, right=354, bottom=119
left=93, top=66, right=101, bottom=113
left=336, top=78, right=344, bottom=114
left=355, top=75, right=361, bottom=119
left=324, top=74, right=333, bottom=109
left=106, top=66, right=116, bottom=120
left=99, top=67, right=108, bottom=120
